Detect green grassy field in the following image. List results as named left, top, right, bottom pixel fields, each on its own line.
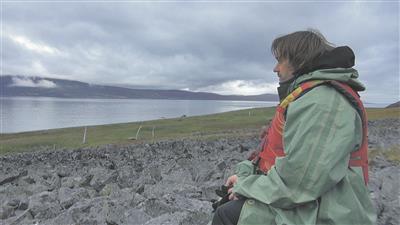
left=1, top=107, right=399, bottom=155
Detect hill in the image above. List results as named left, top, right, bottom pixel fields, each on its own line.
left=0, top=75, right=278, bottom=101
left=386, top=101, right=400, bottom=108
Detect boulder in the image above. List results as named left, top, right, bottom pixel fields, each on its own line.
left=0, top=205, right=15, bottom=220
left=56, top=165, right=72, bottom=178
left=28, top=191, right=61, bottom=219
left=89, top=168, right=118, bottom=192
left=58, top=187, right=90, bottom=209
left=123, top=209, right=152, bottom=225
left=143, top=212, right=189, bottom=225
left=99, top=183, right=120, bottom=197
left=3, top=210, right=34, bottom=225
left=0, top=170, right=27, bottom=186
left=117, top=165, right=138, bottom=188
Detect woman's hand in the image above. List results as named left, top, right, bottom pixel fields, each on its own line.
left=225, top=175, right=239, bottom=200
left=225, top=175, right=238, bottom=187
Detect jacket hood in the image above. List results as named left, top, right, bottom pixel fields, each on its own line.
left=286, top=46, right=365, bottom=96
left=294, top=46, right=356, bottom=76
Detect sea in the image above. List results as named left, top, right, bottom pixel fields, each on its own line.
left=0, top=97, right=388, bottom=134
left=0, top=97, right=279, bottom=134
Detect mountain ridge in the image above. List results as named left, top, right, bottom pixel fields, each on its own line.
left=0, top=75, right=278, bottom=101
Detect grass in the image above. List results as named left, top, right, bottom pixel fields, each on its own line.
left=369, top=145, right=400, bottom=164
left=0, top=107, right=275, bottom=155
left=0, top=106, right=398, bottom=155
left=365, top=107, right=400, bottom=120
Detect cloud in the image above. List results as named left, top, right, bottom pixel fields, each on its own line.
left=196, top=80, right=279, bottom=95
left=1, top=2, right=399, bottom=103
left=10, top=77, right=57, bottom=88
left=8, top=34, right=61, bottom=55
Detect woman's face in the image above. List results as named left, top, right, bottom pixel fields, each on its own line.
left=273, top=58, right=295, bottom=82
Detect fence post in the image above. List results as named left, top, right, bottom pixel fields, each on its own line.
left=135, top=125, right=142, bottom=140
left=82, top=126, right=87, bottom=144
left=152, top=126, right=155, bottom=143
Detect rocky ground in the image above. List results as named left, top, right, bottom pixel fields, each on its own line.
left=0, top=118, right=399, bottom=225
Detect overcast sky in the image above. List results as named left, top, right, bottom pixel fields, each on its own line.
left=2, top=1, right=399, bottom=103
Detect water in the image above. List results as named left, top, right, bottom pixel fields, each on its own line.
left=1, top=97, right=389, bottom=134
left=0, top=97, right=278, bottom=134
left=364, top=102, right=391, bottom=108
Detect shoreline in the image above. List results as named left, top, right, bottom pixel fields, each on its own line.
left=1, top=107, right=399, bottom=155
left=1, top=100, right=393, bottom=134
left=1, top=106, right=397, bottom=135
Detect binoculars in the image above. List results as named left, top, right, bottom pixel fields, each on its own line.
left=211, top=185, right=230, bottom=211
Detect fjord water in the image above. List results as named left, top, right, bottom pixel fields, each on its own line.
left=1, top=97, right=278, bottom=133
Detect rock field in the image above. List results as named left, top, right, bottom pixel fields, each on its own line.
left=1, top=118, right=399, bottom=225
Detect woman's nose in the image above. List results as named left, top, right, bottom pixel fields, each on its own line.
left=273, top=64, right=279, bottom=73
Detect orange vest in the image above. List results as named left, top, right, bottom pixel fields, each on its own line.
left=255, top=80, right=369, bottom=185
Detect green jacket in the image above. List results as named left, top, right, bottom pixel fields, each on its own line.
left=233, top=68, right=376, bottom=225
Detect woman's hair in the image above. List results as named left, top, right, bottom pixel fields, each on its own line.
left=271, top=29, right=335, bottom=73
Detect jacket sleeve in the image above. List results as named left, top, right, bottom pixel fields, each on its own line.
left=233, top=85, right=363, bottom=209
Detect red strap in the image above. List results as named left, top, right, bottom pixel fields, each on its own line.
left=328, top=81, right=369, bottom=184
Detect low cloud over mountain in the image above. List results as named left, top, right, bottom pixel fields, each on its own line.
left=10, top=76, right=57, bottom=88
left=1, top=75, right=278, bottom=101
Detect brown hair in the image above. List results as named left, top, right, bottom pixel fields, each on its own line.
left=271, top=29, right=335, bottom=73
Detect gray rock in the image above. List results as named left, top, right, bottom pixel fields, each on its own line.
left=368, top=118, right=400, bottom=149
left=370, top=155, right=394, bottom=169
left=21, top=176, right=35, bottom=185
left=0, top=122, right=398, bottom=225
left=28, top=191, right=62, bottom=219
left=42, top=199, right=95, bottom=225
left=133, top=193, right=146, bottom=205
left=3, top=210, right=34, bottom=225
left=71, top=197, right=130, bottom=225
left=44, top=174, right=61, bottom=191
left=79, top=174, right=94, bottom=187
left=5, top=199, right=20, bottom=209
left=0, top=184, right=39, bottom=208
left=0, top=170, right=27, bottom=186
left=26, top=184, right=50, bottom=196
left=58, top=187, right=90, bottom=209
left=117, top=165, right=138, bottom=188
left=181, top=211, right=213, bottom=225
left=376, top=167, right=400, bottom=225
left=99, top=183, right=120, bottom=197
left=123, top=209, right=152, bottom=225
left=164, top=195, right=212, bottom=214
left=18, top=200, right=29, bottom=211
left=149, top=166, right=162, bottom=182
left=143, top=198, right=175, bottom=218
left=61, top=176, right=77, bottom=188
left=110, top=187, right=134, bottom=201
left=20, top=172, right=60, bottom=192
left=56, top=165, right=72, bottom=177
left=66, top=201, right=93, bottom=224
left=42, top=211, right=75, bottom=225
left=143, top=212, right=189, bottom=225
left=0, top=205, right=15, bottom=219
left=89, top=168, right=118, bottom=192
